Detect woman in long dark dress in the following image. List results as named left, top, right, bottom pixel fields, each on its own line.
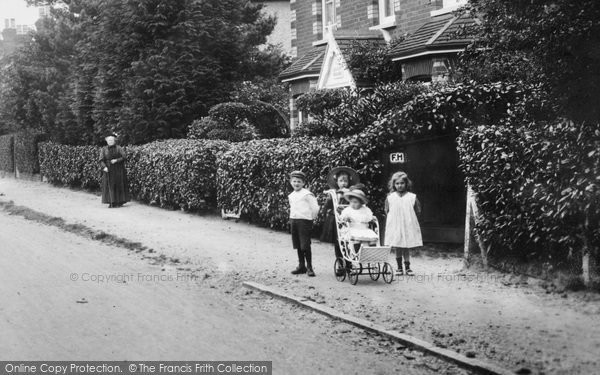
left=100, top=135, right=129, bottom=208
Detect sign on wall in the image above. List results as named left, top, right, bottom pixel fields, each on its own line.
left=389, top=152, right=405, bottom=164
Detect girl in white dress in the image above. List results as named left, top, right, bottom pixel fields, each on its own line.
left=384, top=172, right=422, bottom=275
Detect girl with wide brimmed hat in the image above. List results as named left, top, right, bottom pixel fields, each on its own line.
left=319, top=166, right=359, bottom=275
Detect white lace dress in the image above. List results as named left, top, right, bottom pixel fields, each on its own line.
left=340, top=206, right=379, bottom=243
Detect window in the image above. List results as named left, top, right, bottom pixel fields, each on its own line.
left=442, top=0, right=467, bottom=9
left=322, top=0, right=336, bottom=36
left=379, top=0, right=396, bottom=25
left=432, top=0, right=467, bottom=16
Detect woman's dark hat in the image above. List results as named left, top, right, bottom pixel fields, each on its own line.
left=349, top=183, right=366, bottom=193
left=344, top=189, right=368, bottom=204
left=327, top=166, right=359, bottom=189
left=290, top=170, right=307, bottom=181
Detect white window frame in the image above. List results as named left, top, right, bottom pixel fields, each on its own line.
left=378, top=0, right=396, bottom=26
left=322, top=0, right=336, bottom=37
left=431, top=0, right=467, bottom=16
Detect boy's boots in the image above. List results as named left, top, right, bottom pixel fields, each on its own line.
left=305, top=251, right=316, bottom=277
left=291, top=249, right=307, bottom=274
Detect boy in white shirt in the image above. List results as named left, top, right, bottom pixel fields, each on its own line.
left=288, top=170, right=320, bottom=276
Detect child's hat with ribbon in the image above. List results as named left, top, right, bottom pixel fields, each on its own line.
left=344, top=189, right=368, bottom=204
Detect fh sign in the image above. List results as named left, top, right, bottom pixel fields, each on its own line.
left=389, top=152, right=406, bottom=164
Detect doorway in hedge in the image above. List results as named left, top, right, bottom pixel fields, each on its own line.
left=382, top=135, right=466, bottom=243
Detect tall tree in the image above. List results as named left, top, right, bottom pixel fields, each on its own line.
left=1, top=0, right=283, bottom=144
left=459, top=0, right=600, bottom=122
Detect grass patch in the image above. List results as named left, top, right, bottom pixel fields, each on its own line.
left=0, top=200, right=170, bottom=263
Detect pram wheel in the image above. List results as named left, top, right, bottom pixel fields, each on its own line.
left=368, top=263, right=381, bottom=281
left=382, top=262, right=394, bottom=284
left=334, top=258, right=346, bottom=282
left=348, top=268, right=360, bottom=285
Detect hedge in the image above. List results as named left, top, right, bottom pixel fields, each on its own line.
left=295, top=82, right=429, bottom=137
left=458, top=120, right=600, bottom=267
left=39, top=139, right=229, bottom=210
left=0, top=134, right=14, bottom=173
left=217, top=81, right=555, bottom=230
left=14, top=131, right=45, bottom=175
left=216, top=136, right=386, bottom=229
left=367, top=81, right=556, bottom=146
left=127, top=139, right=229, bottom=210
left=39, top=143, right=100, bottom=189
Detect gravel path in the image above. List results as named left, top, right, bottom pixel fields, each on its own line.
left=0, top=211, right=465, bottom=374
left=1, top=177, right=599, bottom=374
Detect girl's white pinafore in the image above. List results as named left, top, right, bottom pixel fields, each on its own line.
left=384, top=192, right=423, bottom=248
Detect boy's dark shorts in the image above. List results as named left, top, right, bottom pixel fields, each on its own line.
left=290, top=219, right=312, bottom=251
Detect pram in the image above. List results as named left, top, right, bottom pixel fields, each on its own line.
left=329, top=191, right=394, bottom=285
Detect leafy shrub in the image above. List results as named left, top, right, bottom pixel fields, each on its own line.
left=295, top=82, right=429, bottom=137
left=230, top=79, right=291, bottom=138
left=187, top=103, right=259, bottom=142
left=14, top=131, right=46, bottom=175
left=222, top=81, right=555, bottom=230
left=366, top=81, right=556, bottom=146
left=39, top=142, right=100, bottom=189
left=216, top=136, right=388, bottom=229
left=458, top=120, right=600, bottom=267
left=39, top=139, right=229, bottom=210
left=344, top=39, right=404, bottom=84
left=0, top=134, right=14, bottom=173
left=127, top=139, right=229, bottom=209
left=188, top=116, right=255, bottom=142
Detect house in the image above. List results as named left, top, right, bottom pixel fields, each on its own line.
left=0, top=26, right=33, bottom=59
left=280, top=0, right=474, bottom=127
left=279, top=0, right=476, bottom=243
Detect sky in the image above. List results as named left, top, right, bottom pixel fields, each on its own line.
left=0, top=0, right=40, bottom=29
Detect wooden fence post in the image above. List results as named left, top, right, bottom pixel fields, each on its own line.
left=463, top=186, right=489, bottom=270
left=463, top=186, right=473, bottom=268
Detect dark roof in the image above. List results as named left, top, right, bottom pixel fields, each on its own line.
left=389, top=14, right=477, bottom=60
left=279, top=46, right=326, bottom=80
left=279, top=30, right=383, bottom=82
left=333, top=29, right=385, bottom=61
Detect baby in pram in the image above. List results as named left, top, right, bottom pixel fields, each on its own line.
left=339, top=189, right=379, bottom=255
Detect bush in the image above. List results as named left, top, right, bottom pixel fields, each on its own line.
left=187, top=103, right=258, bottom=142
left=216, top=136, right=388, bottom=229
left=39, top=139, right=229, bottom=210
left=0, top=134, right=14, bottom=173
left=458, top=120, right=600, bottom=267
left=39, top=142, right=100, bottom=189
left=364, top=81, right=556, bottom=147
left=295, top=82, right=429, bottom=137
left=127, top=139, right=229, bottom=210
left=344, top=39, right=404, bottom=84
left=188, top=116, right=255, bottom=142
left=14, top=131, right=46, bottom=175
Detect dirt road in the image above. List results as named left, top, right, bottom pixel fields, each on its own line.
left=1, top=178, right=600, bottom=374
left=0, top=211, right=466, bottom=374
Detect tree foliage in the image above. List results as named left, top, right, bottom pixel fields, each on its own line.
left=1, top=0, right=287, bottom=144
left=458, top=0, right=600, bottom=122
left=344, top=39, right=404, bottom=84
